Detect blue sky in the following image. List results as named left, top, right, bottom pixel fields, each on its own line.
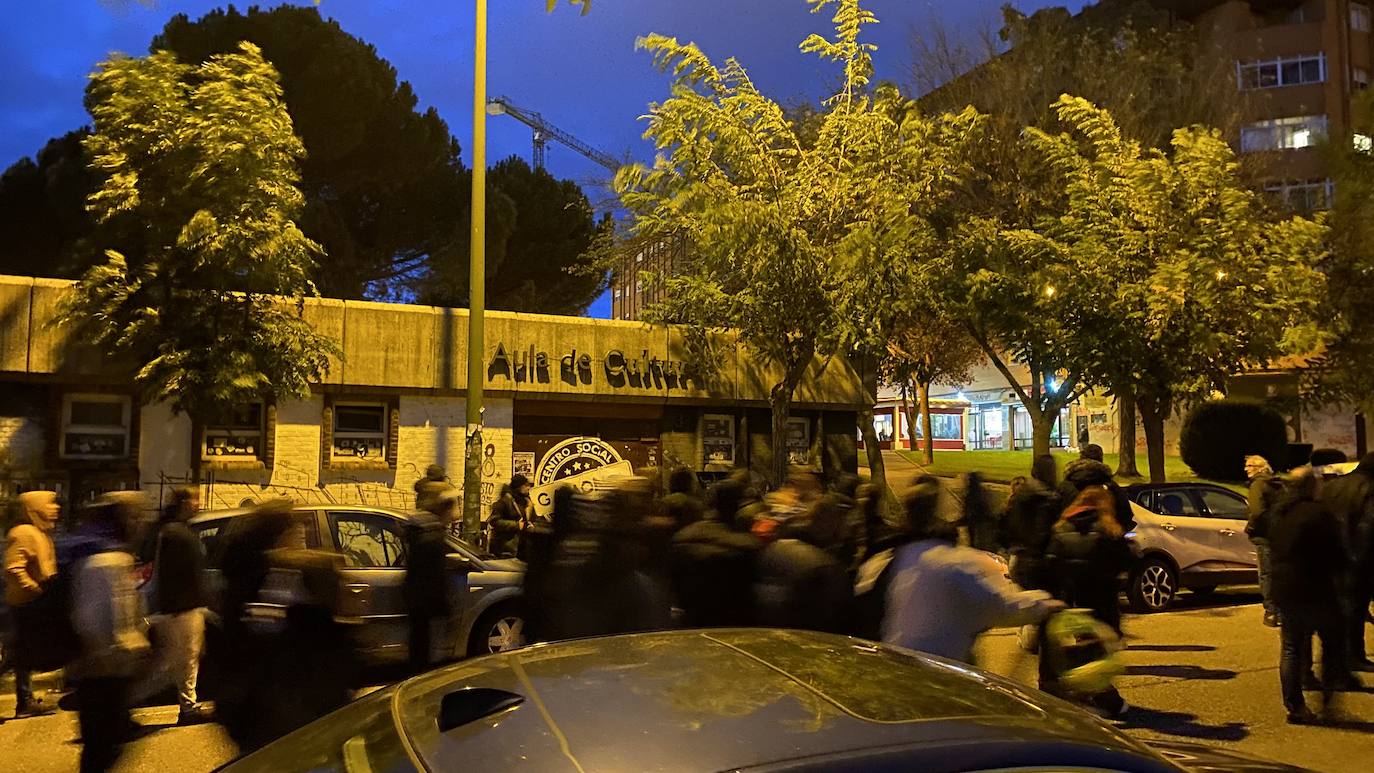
left=1, top=0, right=1085, bottom=316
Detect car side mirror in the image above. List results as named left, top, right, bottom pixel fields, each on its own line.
left=446, top=553, right=478, bottom=573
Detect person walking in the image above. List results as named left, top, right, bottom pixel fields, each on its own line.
left=962, top=471, right=1000, bottom=554
left=132, top=487, right=212, bottom=724
left=1322, top=452, right=1374, bottom=671
left=670, top=476, right=762, bottom=627
left=1244, top=455, right=1285, bottom=628
left=661, top=467, right=705, bottom=531
left=1042, top=486, right=1133, bottom=715
left=68, top=493, right=151, bottom=773
left=413, top=464, right=452, bottom=512
left=1002, top=455, right=1062, bottom=594
left=883, top=483, right=1062, bottom=664
left=3, top=490, right=61, bottom=718
left=753, top=510, right=852, bottom=634
left=1060, top=444, right=1133, bottom=531
left=405, top=489, right=457, bottom=673
left=1269, top=468, right=1353, bottom=724
left=487, top=474, right=534, bottom=557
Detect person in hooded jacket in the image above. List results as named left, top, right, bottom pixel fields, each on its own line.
left=670, top=477, right=763, bottom=628
left=1321, top=453, right=1374, bottom=671
left=413, top=464, right=453, bottom=512
left=882, top=484, right=1062, bottom=664
left=1059, top=444, right=1133, bottom=531
left=3, top=490, right=61, bottom=718
left=1269, top=468, right=1354, bottom=723
left=1003, top=455, right=1063, bottom=593
left=487, top=474, right=534, bottom=557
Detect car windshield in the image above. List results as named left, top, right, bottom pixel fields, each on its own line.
left=224, top=686, right=411, bottom=773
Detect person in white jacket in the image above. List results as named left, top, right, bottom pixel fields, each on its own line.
left=69, top=492, right=151, bottom=773
left=882, top=482, right=1062, bottom=664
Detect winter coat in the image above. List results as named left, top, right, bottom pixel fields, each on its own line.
left=882, top=539, right=1054, bottom=663
left=1059, top=459, right=1134, bottom=531
left=4, top=510, right=58, bottom=606
left=1001, top=481, right=1062, bottom=592
left=414, top=477, right=453, bottom=512
left=1269, top=497, right=1347, bottom=613
left=70, top=543, right=150, bottom=680
left=1245, top=473, right=1286, bottom=541
left=661, top=492, right=706, bottom=532
left=1045, top=509, right=1131, bottom=614
left=753, top=537, right=850, bottom=634
left=669, top=518, right=760, bottom=627
left=1322, top=465, right=1374, bottom=571
left=403, top=513, right=451, bottom=617
left=150, top=520, right=209, bottom=614
left=487, top=492, right=531, bottom=557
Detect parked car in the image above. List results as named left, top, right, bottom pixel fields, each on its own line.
left=220, top=628, right=1304, bottom=773
left=1122, top=483, right=1256, bottom=612
left=188, top=504, right=527, bottom=663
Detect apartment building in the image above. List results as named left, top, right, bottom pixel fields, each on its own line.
left=1163, top=0, right=1372, bottom=209
left=609, top=235, right=685, bottom=321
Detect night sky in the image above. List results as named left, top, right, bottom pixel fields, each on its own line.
left=2, top=0, right=1086, bottom=316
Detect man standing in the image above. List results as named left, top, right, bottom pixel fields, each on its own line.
left=140, top=487, right=212, bottom=724
left=3, top=490, right=61, bottom=718
left=1268, top=469, right=1352, bottom=724
left=1322, top=453, right=1374, bottom=671
left=488, top=474, right=534, bottom=557
left=1244, top=455, right=1284, bottom=628
left=405, top=489, right=456, bottom=673
left=414, top=465, right=453, bottom=512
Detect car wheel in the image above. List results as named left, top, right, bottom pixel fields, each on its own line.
left=1130, top=557, right=1177, bottom=613
left=469, top=606, right=527, bottom=657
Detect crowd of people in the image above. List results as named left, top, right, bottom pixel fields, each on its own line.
left=4, top=445, right=1373, bottom=769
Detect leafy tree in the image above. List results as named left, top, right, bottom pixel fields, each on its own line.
left=912, top=0, right=1251, bottom=474
left=418, top=157, right=609, bottom=315
left=62, top=43, right=336, bottom=426
left=616, top=0, right=879, bottom=485
left=1304, top=91, right=1374, bottom=420
left=1020, top=96, right=1326, bottom=481
left=0, top=131, right=96, bottom=279
left=883, top=316, right=985, bottom=464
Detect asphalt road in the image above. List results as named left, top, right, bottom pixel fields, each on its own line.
left=1, top=589, right=1370, bottom=772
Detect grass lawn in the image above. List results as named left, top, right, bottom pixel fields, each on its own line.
left=894, top=448, right=1243, bottom=491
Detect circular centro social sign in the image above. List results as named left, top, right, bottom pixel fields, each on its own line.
left=534, top=437, right=625, bottom=487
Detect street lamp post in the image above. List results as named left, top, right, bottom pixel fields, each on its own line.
left=462, top=0, right=488, bottom=543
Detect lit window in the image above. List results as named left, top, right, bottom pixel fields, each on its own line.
left=1356, top=67, right=1370, bottom=90
left=1357, top=134, right=1373, bottom=153
left=1355, top=3, right=1371, bottom=32
left=332, top=403, right=388, bottom=460
left=204, top=403, right=264, bottom=460
left=1264, top=178, right=1334, bottom=211
left=1240, top=115, right=1327, bottom=152
left=61, top=394, right=131, bottom=459
left=1237, top=54, right=1325, bottom=89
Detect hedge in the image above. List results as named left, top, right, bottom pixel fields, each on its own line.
left=1179, top=399, right=1288, bottom=482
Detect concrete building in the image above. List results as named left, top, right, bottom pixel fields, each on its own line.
left=0, top=275, right=866, bottom=513
left=609, top=235, right=685, bottom=321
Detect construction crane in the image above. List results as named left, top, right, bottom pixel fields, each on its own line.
left=487, top=96, right=621, bottom=174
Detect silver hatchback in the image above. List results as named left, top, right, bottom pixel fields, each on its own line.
left=189, top=504, right=527, bottom=663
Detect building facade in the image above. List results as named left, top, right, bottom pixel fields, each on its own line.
left=609, top=235, right=686, bottom=321
left=0, top=276, right=867, bottom=514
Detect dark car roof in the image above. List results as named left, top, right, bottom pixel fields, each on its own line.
left=390, top=629, right=1178, bottom=772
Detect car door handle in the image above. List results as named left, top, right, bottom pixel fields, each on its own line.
left=1219, top=528, right=1237, bottom=536
left=345, top=583, right=370, bottom=595
left=1162, top=523, right=1176, bottom=531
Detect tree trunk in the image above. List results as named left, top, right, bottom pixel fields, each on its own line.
left=859, top=406, right=889, bottom=493
left=1031, top=410, right=1056, bottom=459
left=769, top=383, right=793, bottom=489
left=903, top=380, right=920, bottom=456
left=1139, top=395, right=1169, bottom=483
left=1115, top=391, right=1141, bottom=478
left=917, top=380, right=935, bottom=465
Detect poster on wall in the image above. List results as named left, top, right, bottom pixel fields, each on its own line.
left=703, top=414, right=736, bottom=466
left=512, top=452, right=535, bottom=479
left=786, top=417, right=811, bottom=465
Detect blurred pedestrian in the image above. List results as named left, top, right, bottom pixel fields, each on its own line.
left=661, top=467, right=705, bottom=531
left=1042, top=486, right=1132, bottom=715
left=488, top=473, right=534, bottom=557
left=849, top=479, right=927, bottom=640
left=413, top=464, right=452, bottom=512
left=68, top=493, right=151, bottom=773
left=1322, top=452, right=1374, bottom=671
left=1060, top=444, right=1133, bottom=531
left=753, top=511, right=851, bottom=634
left=962, top=472, right=1000, bottom=554
left=3, top=490, right=61, bottom=718
left=522, top=485, right=576, bottom=644
left=765, top=466, right=824, bottom=523
left=1269, top=468, right=1354, bottom=724
left=1002, top=455, right=1062, bottom=594
left=670, top=476, right=763, bottom=627
left=405, top=489, right=457, bottom=673
left=882, top=484, right=1062, bottom=664
left=130, top=487, right=211, bottom=724
left=1244, top=455, right=1285, bottom=628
